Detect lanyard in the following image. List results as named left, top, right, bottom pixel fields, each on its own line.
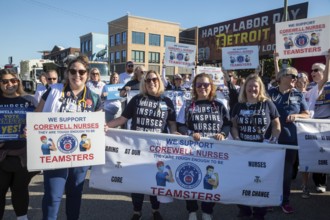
left=60, top=84, right=87, bottom=109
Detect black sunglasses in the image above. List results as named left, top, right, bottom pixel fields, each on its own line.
left=127, top=65, right=134, bottom=68
left=0, top=78, right=19, bottom=85
left=69, top=69, right=87, bottom=75
left=311, top=69, right=319, bottom=72
left=47, top=78, right=57, bottom=81
left=91, top=72, right=99, bottom=75
left=196, top=82, right=210, bottom=88
left=284, top=74, right=297, bottom=79
left=145, top=77, right=158, bottom=84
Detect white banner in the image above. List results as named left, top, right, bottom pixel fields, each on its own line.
left=275, top=15, right=330, bottom=59
left=164, top=42, right=196, bottom=68
left=222, top=46, right=259, bottom=70
left=26, top=112, right=105, bottom=171
left=90, top=129, right=290, bottom=206
left=196, top=66, right=224, bottom=85
left=296, top=119, right=330, bottom=174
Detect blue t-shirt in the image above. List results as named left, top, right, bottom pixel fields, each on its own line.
left=268, top=87, right=308, bottom=145
left=203, top=174, right=213, bottom=190
left=41, top=143, right=52, bottom=155
left=156, top=172, right=169, bottom=186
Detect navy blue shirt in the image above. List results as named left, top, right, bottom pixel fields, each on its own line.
left=268, top=87, right=308, bottom=145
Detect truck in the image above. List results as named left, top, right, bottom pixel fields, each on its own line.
left=20, top=59, right=54, bottom=92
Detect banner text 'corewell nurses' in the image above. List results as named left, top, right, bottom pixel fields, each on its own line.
left=89, top=129, right=295, bottom=206
left=26, top=112, right=105, bottom=171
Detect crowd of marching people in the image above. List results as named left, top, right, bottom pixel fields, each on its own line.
left=0, top=50, right=329, bottom=220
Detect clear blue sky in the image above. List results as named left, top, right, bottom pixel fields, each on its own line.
left=1, top=0, right=329, bottom=67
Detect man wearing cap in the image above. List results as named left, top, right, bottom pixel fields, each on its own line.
left=119, top=61, right=134, bottom=84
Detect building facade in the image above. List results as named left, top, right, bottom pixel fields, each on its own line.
left=43, top=45, right=80, bottom=64
left=80, top=32, right=108, bottom=62
left=108, top=15, right=180, bottom=74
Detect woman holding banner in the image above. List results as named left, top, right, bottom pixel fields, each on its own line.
left=107, top=70, right=177, bottom=220
left=102, top=72, right=122, bottom=122
left=231, top=74, right=281, bottom=220
left=185, top=73, right=231, bottom=220
left=273, top=53, right=312, bottom=212
left=35, top=55, right=102, bottom=220
left=0, top=69, right=39, bottom=220
left=305, top=50, right=330, bottom=195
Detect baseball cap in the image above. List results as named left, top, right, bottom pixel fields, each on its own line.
left=126, top=61, right=134, bottom=67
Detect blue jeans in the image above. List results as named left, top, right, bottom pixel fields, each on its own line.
left=42, top=166, right=88, bottom=220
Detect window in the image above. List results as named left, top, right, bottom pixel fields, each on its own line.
left=115, top=33, right=121, bottom=45
left=81, top=43, right=84, bottom=53
left=110, top=53, right=114, bottom=63
left=110, top=35, right=115, bottom=47
left=148, top=52, right=160, bottom=63
left=115, top=51, right=120, bottom=63
left=85, top=41, right=88, bottom=52
left=164, top=35, right=176, bottom=46
left=132, top=50, right=145, bottom=63
left=122, top=31, right=127, bottom=44
left=132, top=31, right=145, bottom=44
left=149, top=34, right=160, bottom=46
left=121, top=50, right=127, bottom=63
left=88, top=40, right=91, bottom=51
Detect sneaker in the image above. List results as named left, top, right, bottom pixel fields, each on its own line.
left=188, top=212, right=197, bottom=220
left=302, top=186, right=310, bottom=199
left=202, top=212, right=212, bottom=220
left=153, top=211, right=163, bottom=220
left=316, top=185, right=326, bottom=193
left=131, top=213, right=142, bottom=220
left=281, top=204, right=294, bottom=214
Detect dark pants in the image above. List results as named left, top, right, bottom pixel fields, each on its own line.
left=313, top=173, right=327, bottom=187
left=0, top=156, right=37, bottom=219
left=237, top=205, right=267, bottom=219
left=282, top=149, right=297, bottom=205
left=42, top=166, right=88, bottom=220
left=131, top=193, right=160, bottom=212
left=186, top=200, right=215, bottom=214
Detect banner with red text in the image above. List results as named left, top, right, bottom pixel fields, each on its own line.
left=222, top=46, right=259, bottom=70
left=296, top=119, right=330, bottom=174
left=164, top=42, right=196, bottom=68
left=89, top=129, right=294, bottom=206
left=26, top=112, right=105, bottom=171
left=275, top=15, right=330, bottom=59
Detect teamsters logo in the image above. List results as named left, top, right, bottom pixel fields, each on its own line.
left=175, top=162, right=202, bottom=189
left=57, top=134, right=78, bottom=154
left=294, top=34, right=309, bottom=48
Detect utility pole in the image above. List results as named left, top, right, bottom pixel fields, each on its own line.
left=282, top=0, right=289, bottom=69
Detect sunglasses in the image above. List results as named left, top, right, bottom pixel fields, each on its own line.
left=145, top=77, right=158, bottom=84
left=68, top=69, right=87, bottom=76
left=91, top=72, right=100, bottom=75
left=196, top=82, right=210, bottom=88
left=0, top=78, right=19, bottom=85
left=284, top=74, right=297, bottom=79
left=127, top=65, right=134, bottom=68
left=311, top=69, right=319, bottom=72
left=47, top=78, right=57, bottom=81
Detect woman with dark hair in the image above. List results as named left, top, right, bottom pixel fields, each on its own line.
left=185, top=73, right=231, bottom=220
left=35, top=55, right=102, bottom=220
left=231, top=74, right=281, bottom=220
left=107, top=70, right=177, bottom=220
left=0, top=69, right=39, bottom=220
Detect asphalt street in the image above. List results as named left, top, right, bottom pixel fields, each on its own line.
left=4, top=171, right=330, bottom=220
